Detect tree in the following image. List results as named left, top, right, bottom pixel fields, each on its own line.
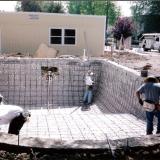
left=67, top=1, right=81, bottom=14
left=41, top=2, right=65, bottom=13
left=16, top=0, right=41, bottom=12
left=16, top=1, right=65, bottom=13
left=131, top=0, right=160, bottom=18
left=112, top=17, right=134, bottom=49
left=67, top=0, right=120, bottom=26
left=131, top=1, right=160, bottom=37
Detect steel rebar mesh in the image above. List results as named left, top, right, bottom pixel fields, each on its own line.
left=0, top=58, right=102, bottom=109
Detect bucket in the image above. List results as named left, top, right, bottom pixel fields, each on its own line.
left=141, top=70, right=148, bottom=77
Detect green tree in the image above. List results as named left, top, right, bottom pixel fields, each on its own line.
left=131, top=0, right=160, bottom=18
left=67, top=0, right=120, bottom=26
left=131, top=1, right=160, bottom=36
left=41, top=1, right=65, bottom=13
left=16, top=0, right=41, bottom=12
left=16, top=1, right=65, bottom=13
left=68, top=1, right=81, bottom=14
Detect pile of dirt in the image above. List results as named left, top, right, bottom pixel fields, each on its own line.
left=0, top=150, right=112, bottom=160
left=0, top=52, right=30, bottom=58
left=0, top=150, right=30, bottom=160
left=104, top=51, right=146, bottom=62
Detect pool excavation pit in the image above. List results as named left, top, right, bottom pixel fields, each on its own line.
left=0, top=58, right=160, bottom=159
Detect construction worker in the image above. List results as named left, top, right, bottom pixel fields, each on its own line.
left=136, top=76, right=160, bottom=135
left=82, top=70, right=94, bottom=111
left=0, top=94, right=31, bottom=135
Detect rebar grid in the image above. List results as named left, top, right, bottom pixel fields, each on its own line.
left=96, top=61, right=146, bottom=121
left=0, top=58, right=149, bottom=143
left=0, top=58, right=102, bottom=109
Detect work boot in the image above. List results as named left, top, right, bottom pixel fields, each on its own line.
left=146, top=132, right=153, bottom=135
left=81, top=105, right=90, bottom=111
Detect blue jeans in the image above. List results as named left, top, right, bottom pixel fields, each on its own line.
left=146, top=111, right=160, bottom=135
left=83, top=89, right=93, bottom=105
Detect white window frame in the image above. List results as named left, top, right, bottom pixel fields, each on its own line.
left=49, top=28, right=62, bottom=45
left=49, top=28, right=76, bottom=46
left=0, top=28, right=1, bottom=53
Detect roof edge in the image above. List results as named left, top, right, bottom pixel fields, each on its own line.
left=0, top=11, right=106, bottom=19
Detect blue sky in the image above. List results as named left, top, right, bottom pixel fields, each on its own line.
left=0, top=1, right=132, bottom=17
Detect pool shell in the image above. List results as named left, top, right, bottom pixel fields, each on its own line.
left=0, top=58, right=159, bottom=152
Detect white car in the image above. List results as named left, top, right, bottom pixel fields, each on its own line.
left=139, top=33, right=160, bottom=52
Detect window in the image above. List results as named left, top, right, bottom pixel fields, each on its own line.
left=50, top=29, right=62, bottom=44
left=50, top=28, right=76, bottom=45
left=64, top=29, right=75, bottom=45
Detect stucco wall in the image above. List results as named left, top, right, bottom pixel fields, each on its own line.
left=0, top=12, right=105, bottom=57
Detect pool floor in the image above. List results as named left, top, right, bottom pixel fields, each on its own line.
left=0, top=104, right=147, bottom=141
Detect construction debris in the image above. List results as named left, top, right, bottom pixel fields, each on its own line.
left=58, top=55, right=78, bottom=59
left=1, top=52, right=26, bottom=57
left=142, top=63, right=152, bottom=70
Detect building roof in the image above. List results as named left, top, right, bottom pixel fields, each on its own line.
left=142, top=33, right=160, bottom=36
left=0, top=11, right=106, bottom=19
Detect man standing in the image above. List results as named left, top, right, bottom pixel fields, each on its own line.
left=136, top=76, right=160, bottom=135
left=0, top=94, right=30, bottom=135
left=82, top=70, right=94, bottom=111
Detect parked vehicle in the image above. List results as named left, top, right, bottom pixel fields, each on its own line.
left=139, top=33, right=160, bottom=52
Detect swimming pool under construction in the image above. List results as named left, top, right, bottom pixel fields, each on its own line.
left=0, top=58, right=160, bottom=159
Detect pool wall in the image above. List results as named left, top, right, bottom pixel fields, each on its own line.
left=0, top=58, right=145, bottom=119
left=96, top=60, right=145, bottom=120
left=0, top=58, right=101, bottom=107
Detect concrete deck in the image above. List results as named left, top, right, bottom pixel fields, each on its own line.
left=0, top=104, right=146, bottom=142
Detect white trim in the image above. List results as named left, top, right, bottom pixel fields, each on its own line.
left=102, top=17, right=106, bottom=55
left=49, top=27, right=77, bottom=46
left=0, top=28, right=1, bottom=54
left=62, top=28, right=64, bottom=45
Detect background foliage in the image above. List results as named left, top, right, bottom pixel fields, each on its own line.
left=16, top=0, right=120, bottom=26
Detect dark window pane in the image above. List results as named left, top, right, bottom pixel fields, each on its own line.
left=64, top=37, right=75, bottom=44
left=51, top=29, right=62, bottom=36
left=65, top=29, right=75, bottom=36
left=51, top=37, right=61, bottom=44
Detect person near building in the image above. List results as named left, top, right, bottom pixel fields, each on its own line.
left=82, top=70, right=94, bottom=111
left=136, top=76, right=160, bottom=135
left=0, top=94, right=31, bottom=135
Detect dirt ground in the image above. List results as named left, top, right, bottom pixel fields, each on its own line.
left=103, top=50, right=160, bottom=76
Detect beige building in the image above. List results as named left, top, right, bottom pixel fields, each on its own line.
left=0, top=12, right=106, bottom=57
